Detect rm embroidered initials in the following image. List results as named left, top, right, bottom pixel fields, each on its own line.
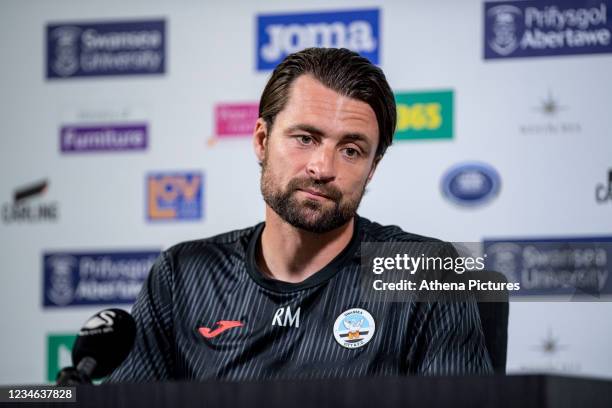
left=272, top=306, right=300, bottom=328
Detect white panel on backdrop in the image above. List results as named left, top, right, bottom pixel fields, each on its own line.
left=0, top=0, right=611, bottom=385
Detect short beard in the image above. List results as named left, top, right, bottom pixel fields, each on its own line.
left=260, top=157, right=364, bottom=234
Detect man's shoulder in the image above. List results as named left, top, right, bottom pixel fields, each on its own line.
left=358, top=216, right=443, bottom=243
left=164, top=223, right=262, bottom=259
left=358, top=216, right=458, bottom=258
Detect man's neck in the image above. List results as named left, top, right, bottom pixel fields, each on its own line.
left=258, top=207, right=355, bottom=283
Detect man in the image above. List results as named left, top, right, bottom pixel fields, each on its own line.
left=108, top=48, right=492, bottom=382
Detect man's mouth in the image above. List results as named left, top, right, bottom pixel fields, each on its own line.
left=298, top=188, right=333, bottom=200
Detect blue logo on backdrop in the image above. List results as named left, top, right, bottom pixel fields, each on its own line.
left=483, top=237, right=612, bottom=297
left=256, top=9, right=380, bottom=71
left=441, top=162, right=501, bottom=206
left=46, top=19, right=165, bottom=79
left=43, top=250, right=159, bottom=307
left=146, top=171, right=204, bottom=221
left=484, top=1, right=612, bottom=60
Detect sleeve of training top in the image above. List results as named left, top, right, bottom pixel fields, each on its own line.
left=409, top=243, right=493, bottom=375
left=105, top=252, right=175, bottom=382
left=413, top=300, right=493, bottom=375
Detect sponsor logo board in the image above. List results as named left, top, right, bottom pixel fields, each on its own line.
left=47, top=19, right=165, bottom=78
left=484, top=1, right=612, bottom=60
left=60, top=123, right=147, bottom=152
left=46, top=334, right=76, bottom=382
left=256, top=9, right=380, bottom=71
left=2, top=180, right=59, bottom=224
left=146, top=171, right=204, bottom=221
left=215, top=103, right=259, bottom=138
left=441, top=162, right=501, bottom=207
left=394, top=90, right=453, bottom=141
left=595, top=169, right=612, bottom=204
left=519, top=91, right=581, bottom=135
left=483, top=237, right=612, bottom=298
left=43, top=250, right=159, bottom=307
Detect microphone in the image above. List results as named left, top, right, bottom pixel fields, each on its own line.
left=56, top=308, right=136, bottom=385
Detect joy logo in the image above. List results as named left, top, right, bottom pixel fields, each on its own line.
left=50, top=26, right=82, bottom=77
left=147, top=172, right=203, bottom=221
left=257, top=9, right=380, bottom=70
left=47, top=255, right=77, bottom=306
left=487, top=5, right=522, bottom=56
left=596, top=169, right=612, bottom=204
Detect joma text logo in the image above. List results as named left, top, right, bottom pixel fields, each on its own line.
left=260, top=21, right=376, bottom=62
left=256, top=9, right=380, bottom=70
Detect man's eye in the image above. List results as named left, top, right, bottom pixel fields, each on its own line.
left=343, top=148, right=359, bottom=158
left=297, top=135, right=313, bottom=145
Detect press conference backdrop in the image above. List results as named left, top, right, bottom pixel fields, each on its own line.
left=1, top=0, right=611, bottom=384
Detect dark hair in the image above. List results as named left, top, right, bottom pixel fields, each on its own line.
left=258, top=48, right=396, bottom=158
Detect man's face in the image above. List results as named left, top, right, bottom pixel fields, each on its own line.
left=255, top=74, right=380, bottom=233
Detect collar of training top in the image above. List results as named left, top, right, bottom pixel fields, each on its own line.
left=246, top=216, right=362, bottom=293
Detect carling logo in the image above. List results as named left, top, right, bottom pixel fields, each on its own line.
left=215, top=103, right=259, bottom=138
left=43, top=250, right=159, bottom=307
left=483, top=237, right=612, bottom=298
left=147, top=171, right=204, bottom=221
left=394, top=90, right=454, bottom=141
left=256, top=9, right=380, bottom=71
left=46, top=19, right=165, bottom=78
left=60, top=123, right=147, bottom=153
left=2, top=179, right=59, bottom=224
left=484, top=1, right=612, bottom=60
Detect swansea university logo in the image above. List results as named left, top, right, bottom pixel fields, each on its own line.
left=146, top=171, right=204, bottom=221
left=46, top=255, right=78, bottom=306
left=43, top=250, right=159, bottom=307
left=49, top=26, right=82, bottom=77
left=333, top=308, right=375, bottom=349
left=256, top=8, right=380, bottom=71
left=486, top=4, right=523, bottom=57
left=484, top=1, right=612, bottom=60
left=47, top=19, right=166, bottom=79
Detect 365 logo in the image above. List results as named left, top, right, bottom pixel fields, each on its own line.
left=256, top=9, right=379, bottom=71
left=394, top=91, right=453, bottom=141
left=146, top=171, right=204, bottom=221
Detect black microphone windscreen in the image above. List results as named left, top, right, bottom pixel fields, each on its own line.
left=72, top=308, right=136, bottom=379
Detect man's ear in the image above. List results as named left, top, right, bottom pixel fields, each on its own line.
left=253, top=118, right=268, bottom=164
left=366, top=155, right=382, bottom=185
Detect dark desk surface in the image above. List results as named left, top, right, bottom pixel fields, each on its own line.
left=22, top=374, right=612, bottom=408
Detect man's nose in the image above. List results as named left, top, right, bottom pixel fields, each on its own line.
left=306, top=145, right=336, bottom=182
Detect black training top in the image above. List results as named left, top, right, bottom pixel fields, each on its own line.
left=107, top=216, right=492, bottom=382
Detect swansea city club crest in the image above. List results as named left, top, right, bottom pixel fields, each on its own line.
left=333, top=308, right=375, bottom=349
